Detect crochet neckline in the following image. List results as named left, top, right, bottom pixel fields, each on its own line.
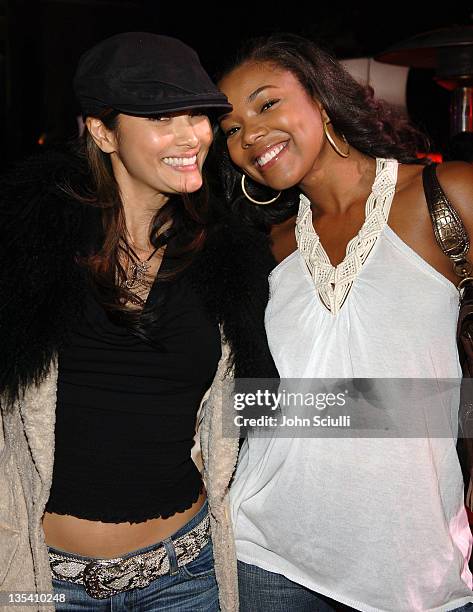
left=295, top=158, right=398, bottom=315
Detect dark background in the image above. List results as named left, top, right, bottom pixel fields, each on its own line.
left=1, top=0, right=472, bottom=165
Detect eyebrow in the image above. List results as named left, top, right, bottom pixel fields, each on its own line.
left=219, top=85, right=279, bottom=122
left=248, top=84, right=278, bottom=103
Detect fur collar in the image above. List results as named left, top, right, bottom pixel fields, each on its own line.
left=0, top=148, right=278, bottom=407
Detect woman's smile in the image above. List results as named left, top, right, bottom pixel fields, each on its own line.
left=162, top=151, right=200, bottom=172
left=254, top=140, right=290, bottom=171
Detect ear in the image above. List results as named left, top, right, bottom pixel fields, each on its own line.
left=317, top=103, right=330, bottom=124
left=85, top=117, right=118, bottom=153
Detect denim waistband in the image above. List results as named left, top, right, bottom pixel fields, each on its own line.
left=47, top=498, right=209, bottom=562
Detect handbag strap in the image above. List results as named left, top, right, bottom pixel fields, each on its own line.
left=422, top=162, right=472, bottom=282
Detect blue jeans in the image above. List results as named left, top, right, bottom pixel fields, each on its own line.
left=238, top=560, right=473, bottom=612
left=49, top=501, right=219, bottom=611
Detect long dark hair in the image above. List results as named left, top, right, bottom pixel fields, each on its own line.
left=65, top=109, right=210, bottom=345
left=213, top=33, right=430, bottom=231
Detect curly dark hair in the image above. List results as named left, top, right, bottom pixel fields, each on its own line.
left=213, top=32, right=430, bottom=232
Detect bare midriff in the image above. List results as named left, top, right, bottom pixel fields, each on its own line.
left=42, top=489, right=206, bottom=559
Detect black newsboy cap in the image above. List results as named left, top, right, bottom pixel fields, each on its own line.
left=74, top=32, right=232, bottom=118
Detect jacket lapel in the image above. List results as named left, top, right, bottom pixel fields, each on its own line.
left=201, top=342, right=240, bottom=517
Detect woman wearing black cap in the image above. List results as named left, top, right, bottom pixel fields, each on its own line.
left=0, top=32, right=276, bottom=611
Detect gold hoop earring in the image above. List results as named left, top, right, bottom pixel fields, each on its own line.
left=241, top=175, right=281, bottom=205
left=323, top=119, right=350, bottom=158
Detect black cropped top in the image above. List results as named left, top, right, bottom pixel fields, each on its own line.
left=46, top=268, right=221, bottom=523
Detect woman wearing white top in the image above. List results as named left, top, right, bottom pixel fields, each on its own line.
left=216, top=33, right=473, bottom=612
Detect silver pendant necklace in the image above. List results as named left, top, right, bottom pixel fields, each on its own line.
left=121, top=243, right=159, bottom=290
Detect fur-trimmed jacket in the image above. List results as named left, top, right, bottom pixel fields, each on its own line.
left=0, top=149, right=277, bottom=612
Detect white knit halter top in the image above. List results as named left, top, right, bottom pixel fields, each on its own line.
left=230, top=158, right=473, bottom=612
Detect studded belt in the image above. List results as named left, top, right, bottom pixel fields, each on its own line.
left=49, top=513, right=210, bottom=599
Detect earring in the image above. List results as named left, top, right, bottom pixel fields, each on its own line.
left=241, top=175, right=281, bottom=205
left=323, top=118, right=350, bottom=158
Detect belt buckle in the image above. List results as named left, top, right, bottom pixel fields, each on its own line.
left=82, top=556, right=137, bottom=599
